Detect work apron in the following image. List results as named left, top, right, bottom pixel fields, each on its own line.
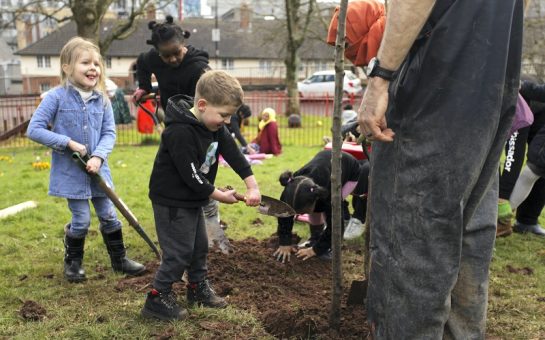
left=366, top=0, right=523, bottom=338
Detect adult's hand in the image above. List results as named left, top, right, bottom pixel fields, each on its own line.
left=273, top=245, right=296, bottom=263
left=358, top=77, right=394, bottom=142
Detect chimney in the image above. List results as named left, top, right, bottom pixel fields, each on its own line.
left=25, top=21, right=33, bottom=47
left=240, top=3, right=252, bottom=30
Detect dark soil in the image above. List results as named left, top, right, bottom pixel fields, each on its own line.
left=19, top=300, right=47, bottom=321
left=117, top=236, right=370, bottom=339
left=506, top=264, right=534, bottom=276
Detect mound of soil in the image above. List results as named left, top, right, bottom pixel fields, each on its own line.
left=19, top=300, right=47, bottom=321
left=118, top=236, right=370, bottom=339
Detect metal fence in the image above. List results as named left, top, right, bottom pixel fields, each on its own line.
left=0, top=91, right=363, bottom=149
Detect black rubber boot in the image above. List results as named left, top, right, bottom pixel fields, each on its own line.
left=64, top=228, right=86, bottom=283
left=141, top=289, right=188, bottom=321
left=101, top=229, right=146, bottom=276
left=187, top=279, right=227, bottom=308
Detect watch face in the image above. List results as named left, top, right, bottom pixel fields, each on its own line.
left=367, top=58, right=377, bottom=76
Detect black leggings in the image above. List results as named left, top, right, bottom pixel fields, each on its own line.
left=499, top=127, right=529, bottom=199
left=500, top=113, right=545, bottom=224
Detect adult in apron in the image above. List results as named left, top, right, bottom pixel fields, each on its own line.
left=361, top=0, right=524, bottom=338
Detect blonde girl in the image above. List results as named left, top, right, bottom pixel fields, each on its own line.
left=27, top=37, right=145, bottom=283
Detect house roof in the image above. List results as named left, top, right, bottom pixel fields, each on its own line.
left=16, top=18, right=334, bottom=60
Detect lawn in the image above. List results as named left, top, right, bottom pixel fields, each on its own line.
left=1, top=144, right=545, bottom=338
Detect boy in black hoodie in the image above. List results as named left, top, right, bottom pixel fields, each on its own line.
left=141, top=70, right=261, bottom=321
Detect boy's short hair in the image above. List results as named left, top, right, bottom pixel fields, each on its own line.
left=195, top=70, right=243, bottom=107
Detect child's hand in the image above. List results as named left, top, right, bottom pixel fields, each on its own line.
left=296, top=247, right=316, bottom=261
left=68, top=140, right=87, bottom=156
left=246, top=145, right=257, bottom=155
left=244, top=188, right=261, bottom=206
left=214, top=189, right=238, bottom=204
left=132, top=88, right=148, bottom=103
left=86, top=156, right=102, bottom=174
left=273, top=245, right=296, bottom=263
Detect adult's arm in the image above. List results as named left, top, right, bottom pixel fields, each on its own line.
left=358, top=0, right=436, bottom=142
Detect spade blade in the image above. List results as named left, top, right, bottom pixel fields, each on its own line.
left=258, top=195, right=296, bottom=217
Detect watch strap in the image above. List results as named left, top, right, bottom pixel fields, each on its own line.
left=369, top=65, right=395, bottom=81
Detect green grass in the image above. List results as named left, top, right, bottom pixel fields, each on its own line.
left=1, top=145, right=545, bottom=338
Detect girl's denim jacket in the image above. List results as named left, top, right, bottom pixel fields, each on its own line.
left=27, top=84, right=116, bottom=199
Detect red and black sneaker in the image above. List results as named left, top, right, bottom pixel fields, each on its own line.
left=141, top=289, right=188, bottom=321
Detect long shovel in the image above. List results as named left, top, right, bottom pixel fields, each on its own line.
left=72, top=152, right=161, bottom=260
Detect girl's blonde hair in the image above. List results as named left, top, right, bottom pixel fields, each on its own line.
left=59, top=37, right=106, bottom=93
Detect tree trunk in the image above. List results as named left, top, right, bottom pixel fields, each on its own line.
left=284, top=53, right=301, bottom=116
left=71, top=0, right=104, bottom=44
left=329, top=0, right=348, bottom=332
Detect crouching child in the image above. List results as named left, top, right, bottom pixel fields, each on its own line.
left=141, top=70, right=261, bottom=321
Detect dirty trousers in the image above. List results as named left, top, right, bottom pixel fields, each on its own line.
left=152, top=203, right=208, bottom=291
left=365, top=0, right=523, bottom=338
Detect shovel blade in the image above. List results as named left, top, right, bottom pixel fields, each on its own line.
left=347, top=279, right=368, bottom=306
left=258, top=195, right=296, bottom=217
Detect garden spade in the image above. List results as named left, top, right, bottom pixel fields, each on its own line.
left=220, top=186, right=296, bottom=218
left=72, top=152, right=161, bottom=260
left=347, top=138, right=372, bottom=306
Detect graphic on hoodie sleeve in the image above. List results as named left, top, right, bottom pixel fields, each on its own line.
left=200, top=141, right=218, bottom=174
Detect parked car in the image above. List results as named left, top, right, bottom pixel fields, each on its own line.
left=297, top=70, right=363, bottom=99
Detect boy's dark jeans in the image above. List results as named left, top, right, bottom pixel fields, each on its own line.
left=152, top=203, right=208, bottom=292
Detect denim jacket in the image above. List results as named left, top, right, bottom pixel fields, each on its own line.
left=27, top=84, right=116, bottom=199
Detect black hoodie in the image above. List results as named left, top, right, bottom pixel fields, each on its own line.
left=149, top=95, right=253, bottom=208
left=136, top=45, right=210, bottom=109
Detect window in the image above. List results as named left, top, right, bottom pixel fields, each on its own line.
left=40, top=82, right=50, bottom=92
left=37, top=56, right=51, bottom=68
left=259, top=60, right=272, bottom=71
left=105, top=56, right=112, bottom=69
left=221, top=58, right=234, bottom=70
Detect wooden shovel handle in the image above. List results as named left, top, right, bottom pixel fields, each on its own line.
left=218, top=186, right=246, bottom=202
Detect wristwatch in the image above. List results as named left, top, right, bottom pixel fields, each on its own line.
left=367, top=57, right=395, bottom=81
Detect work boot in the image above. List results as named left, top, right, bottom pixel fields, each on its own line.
left=298, top=224, right=324, bottom=248
left=186, top=279, right=227, bottom=308
left=496, top=220, right=513, bottom=238
left=513, top=222, right=545, bottom=236
left=101, top=229, right=146, bottom=276
left=343, top=218, right=365, bottom=240
left=141, top=289, right=188, bottom=321
left=64, top=225, right=86, bottom=283
left=498, top=199, right=514, bottom=223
